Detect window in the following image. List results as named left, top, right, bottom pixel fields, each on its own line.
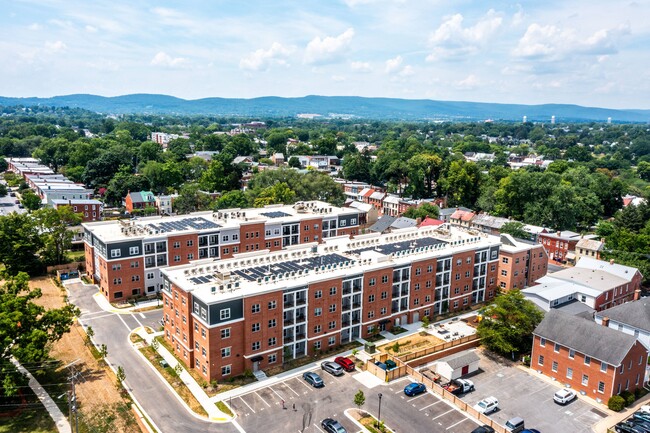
left=425, top=295, right=431, bottom=302
left=314, top=325, right=321, bottom=333
left=369, top=278, right=376, bottom=287
left=552, top=361, right=558, bottom=372
left=131, top=275, right=140, bottom=282
left=173, top=241, right=180, bottom=248
left=381, top=291, right=388, bottom=300
left=146, top=272, right=154, bottom=279
left=554, top=343, right=560, bottom=353
left=314, top=341, right=321, bottom=350
left=584, top=356, right=591, bottom=365
left=466, top=257, right=472, bottom=264
left=252, top=341, right=260, bottom=351
left=368, top=294, right=375, bottom=302
left=427, top=265, right=433, bottom=273
left=129, top=246, right=140, bottom=255
left=380, top=307, right=387, bottom=314
left=415, top=267, right=421, bottom=276
left=456, top=259, right=462, bottom=266
left=232, top=234, right=239, bottom=241
left=221, top=328, right=230, bottom=339
left=329, top=304, right=336, bottom=313
left=315, top=290, right=322, bottom=299
left=582, top=374, right=589, bottom=386
left=538, top=355, right=544, bottom=366
left=425, top=281, right=432, bottom=288
left=328, top=336, right=336, bottom=346
left=201, top=328, right=206, bottom=338
left=110, top=249, right=121, bottom=258
left=465, top=271, right=471, bottom=278
left=112, top=264, right=121, bottom=271
left=598, top=381, right=605, bottom=393
left=314, top=308, right=322, bottom=317
left=220, top=309, right=231, bottom=320
left=173, top=255, right=180, bottom=262
left=329, top=287, right=337, bottom=296
left=502, top=257, right=509, bottom=264
left=252, top=323, right=260, bottom=332
left=222, top=365, right=231, bottom=376
left=130, top=261, right=139, bottom=268
left=540, top=338, right=546, bottom=347
left=329, top=320, right=336, bottom=329
left=501, top=270, right=508, bottom=276
left=414, top=283, right=421, bottom=291
left=600, top=362, right=607, bottom=372
left=187, top=240, right=194, bottom=247
left=252, top=304, right=260, bottom=313
left=566, top=367, right=573, bottom=379
left=221, top=347, right=231, bottom=357
left=569, top=349, right=575, bottom=359
left=113, top=278, right=122, bottom=285
left=268, top=337, right=277, bottom=347
left=454, top=287, right=460, bottom=295
left=368, top=311, right=375, bottom=319
left=414, top=298, right=420, bottom=306
left=268, top=319, right=276, bottom=328
left=381, top=275, right=389, bottom=283
left=268, top=300, right=277, bottom=310
left=455, top=273, right=461, bottom=280
left=269, top=354, right=277, bottom=364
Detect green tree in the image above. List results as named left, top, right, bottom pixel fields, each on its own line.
left=141, top=160, right=184, bottom=194
left=288, top=156, right=301, bottom=168
left=499, top=221, right=529, bottom=240
left=33, top=206, right=83, bottom=265
left=254, top=183, right=296, bottom=207
left=173, top=183, right=214, bottom=214
left=0, top=273, right=78, bottom=396
left=408, top=153, right=443, bottom=198
left=0, top=184, right=7, bottom=197
left=403, top=203, right=440, bottom=220
left=0, top=213, right=43, bottom=275
left=215, top=190, right=250, bottom=210
left=440, top=160, right=482, bottom=207
left=477, top=290, right=544, bottom=357
left=32, top=137, right=70, bottom=172
left=638, top=161, right=650, bottom=181
left=21, top=191, right=42, bottom=211
left=354, top=389, right=366, bottom=409
left=342, top=152, right=372, bottom=183
left=116, top=366, right=126, bottom=389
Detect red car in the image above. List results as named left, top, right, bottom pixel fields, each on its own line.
left=334, top=356, right=355, bottom=372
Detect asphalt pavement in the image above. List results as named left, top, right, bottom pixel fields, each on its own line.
left=65, top=282, right=241, bottom=433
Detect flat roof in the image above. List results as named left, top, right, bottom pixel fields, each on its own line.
left=162, top=226, right=500, bottom=305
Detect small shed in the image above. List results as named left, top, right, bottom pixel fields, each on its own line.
left=435, top=350, right=480, bottom=381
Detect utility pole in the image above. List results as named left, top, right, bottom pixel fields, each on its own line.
left=63, top=359, right=81, bottom=433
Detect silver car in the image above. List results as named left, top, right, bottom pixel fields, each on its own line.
left=321, top=361, right=344, bottom=376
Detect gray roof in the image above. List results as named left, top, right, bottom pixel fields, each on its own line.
left=390, top=217, right=417, bottom=230
left=439, top=207, right=472, bottom=217
left=438, top=350, right=480, bottom=370
left=534, top=309, right=639, bottom=366
left=597, top=300, right=650, bottom=332
left=471, top=213, right=510, bottom=229
left=369, top=216, right=397, bottom=233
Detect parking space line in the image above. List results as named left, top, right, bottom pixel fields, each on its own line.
left=430, top=408, right=454, bottom=420
left=255, top=391, right=272, bottom=407
left=238, top=396, right=255, bottom=414
left=313, top=425, right=325, bottom=433
left=446, top=418, right=468, bottom=430
left=419, top=400, right=442, bottom=411
left=394, top=389, right=404, bottom=394
left=296, top=377, right=313, bottom=391
left=269, top=385, right=287, bottom=402
left=409, top=393, right=429, bottom=403
left=281, top=379, right=300, bottom=396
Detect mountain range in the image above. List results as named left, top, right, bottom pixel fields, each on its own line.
left=1, top=94, right=649, bottom=123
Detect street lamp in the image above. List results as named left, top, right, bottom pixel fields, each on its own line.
left=377, top=392, right=383, bottom=428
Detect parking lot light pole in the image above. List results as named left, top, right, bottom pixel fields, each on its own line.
left=377, top=392, right=383, bottom=428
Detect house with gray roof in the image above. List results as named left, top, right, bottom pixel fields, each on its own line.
left=532, top=309, right=648, bottom=400
left=595, top=298, right=650, bottom=350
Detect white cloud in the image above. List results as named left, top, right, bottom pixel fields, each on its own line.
left=455, top=74, right=479, bottom=90
left=331, top=75, right=346, bottom=82
left=28, top=23, right=42, bottom=31
left=304, top=28, right=354, bottom=64
left=350, top=61, right=371, bottom=72
left=398, top=65, right=414, bottom=77
left=239, top=42, right=294, bottom=71
left=150, top=51, right=188, bottom=68
left=44, top=41, right=67, bottom=53
left=85, top=25, right=98, bottom=33
left=385, top=55, right=403, bottom=73
left=427, top=10, right=503, bottom=61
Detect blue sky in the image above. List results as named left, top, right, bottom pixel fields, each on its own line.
left=1, top=0, right=649, bottom=109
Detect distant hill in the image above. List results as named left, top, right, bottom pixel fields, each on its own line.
left=1, top=93, right=648, bottom=122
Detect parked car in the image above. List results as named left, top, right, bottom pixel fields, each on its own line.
left=616, top=422, right=648, bottom=433
left=473, top=396, right=499, bottom=415
left=521, top=430, right=541, bottom=433
left=442, top=378, right=474, bottom=395
left=403, top=382, right=426, bottom=397
left=321, top=361, right=344, bottom=376
left=553, top=388, right=577, bottom=405
left=471, top=426, right=495, bottom=433
left=334, top=356, right=355, bottom=372
left=505, top=416, right=525, bottom=433
left=321, top=418, right=347, bottom=433
left=159, top=359, right=169, bottom=368
left=303, top=371, right=324, bottom=388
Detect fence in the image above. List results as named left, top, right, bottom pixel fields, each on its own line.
left=394, top=334, right=480, bottom=363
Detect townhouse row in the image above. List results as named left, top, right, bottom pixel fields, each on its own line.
left=160, top=225, right=502, bottom=380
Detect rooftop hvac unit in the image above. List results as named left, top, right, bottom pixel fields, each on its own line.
left=257, top=278, right=262, bottom=284
left=211, top=286, right=216, bottom=293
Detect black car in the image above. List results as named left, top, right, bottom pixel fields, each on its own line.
left=616, top=422, right=648, bottom=433
left=321, top=418, right=347, bottom=433
left=471, top=426, right=495, bottom=433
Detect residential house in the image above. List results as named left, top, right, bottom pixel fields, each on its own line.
left=595, top=296, right=650, bottom=350
left=155, top=194, right=178, bottom=216
left=419, top=217, right=444, bottom=228
left=439, top=207, right=472, bottom=224
left=347, top=201, right=377, bottom=228
left=470, top=214, right=511, bottom=236
left=271, top=153, right=285, bottom=166
left=52, top=199, right=103, bottom=222
left=125, top=191, right=156, bottom=213
left=532, top=309, right=648, bottom=401
left=537, top=230, right=582, bottom=263
left=497, top=234, right=548, bottom=291
left=575, top=238, right=604, bottom=262
left=368, top=216, right=418, bottom=234
left=449, top=209, right=476, bottom=229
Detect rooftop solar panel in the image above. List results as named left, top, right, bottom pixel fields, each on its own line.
left=349, top=237, right=447, bottom=256
left=260, top=211, right=291, bottom=219
left=144, top=217, right=220, bottom=234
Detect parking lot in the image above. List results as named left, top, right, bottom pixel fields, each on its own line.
left=460, top=352, right=608, bottom=432
left=228, top=366, right=482, bottom=433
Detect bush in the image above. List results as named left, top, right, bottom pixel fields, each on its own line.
left=608, top=395, right=626, bottom=411
left=620, top=390, right=635, bottom=406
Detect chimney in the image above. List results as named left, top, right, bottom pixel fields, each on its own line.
left=556, top=231, right=561, bottom=237
left=634, top=289, right=641, bottom=301
left=602, top=317, right=610, bottom=327
left=610, top=259, right=615, bottom=265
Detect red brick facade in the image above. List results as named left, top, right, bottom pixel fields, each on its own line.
left=498, top=246, right=548, bottom=291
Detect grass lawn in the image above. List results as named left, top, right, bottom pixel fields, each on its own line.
left=0, top=408, right=57, bottom=433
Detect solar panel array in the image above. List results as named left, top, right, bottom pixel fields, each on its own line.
left=260, top=211, right=291, bottom=219
left=349, top=237, right=447, bottom=256
left=145, top=217, right=220, bottom=234
left=189, top=274, right=216, bottom=285
left=233, top=253, right=350, bottom=282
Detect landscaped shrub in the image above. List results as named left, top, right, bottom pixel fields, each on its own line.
left=619, top=390, right=635, bottom=406
left=608, top=395, right=626, bottom=411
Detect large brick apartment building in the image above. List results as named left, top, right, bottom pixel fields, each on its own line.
left=533, top=309, right=648, bottom=400
left=82, top=201, right=364, bottom=302
left=160, top=226, right=501, bottom=381
left=498, top=234, right=548, bottom=291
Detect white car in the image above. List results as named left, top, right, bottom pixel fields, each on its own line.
left=473, top=396, right=499, bottom=414
left=553, top=388, right=577, bottom=405
left=639, top=405, right=650, bottom=414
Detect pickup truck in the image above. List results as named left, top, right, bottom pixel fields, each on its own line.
left=442, top=378, right=475, bottom=395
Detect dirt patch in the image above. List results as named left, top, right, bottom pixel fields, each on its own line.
left=378, top=333, right=445, bottom=355
left=31, top=277, right=137, bottom=433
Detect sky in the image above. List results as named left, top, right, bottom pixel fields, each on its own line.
left=1, top=0, right=649, bottom=109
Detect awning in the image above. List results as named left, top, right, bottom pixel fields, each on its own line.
left=566, top=252, right=576, bottom=260
left=250, top=355, right=263, bottom=363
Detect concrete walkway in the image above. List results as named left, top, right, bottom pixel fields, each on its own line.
left=10, top=357, right=71, bottom=433
left=134, top=328, right=232, bottom=422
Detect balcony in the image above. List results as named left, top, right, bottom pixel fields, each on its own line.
left=352, top=317, right=360, bottom=325
left=353, top=303, right=361, bottom=309
left=296, top=315, right=306, bottom=323
left=296, top=298, right=307, bottom=306
left=284, top=302, right=294, bottom=308
left=353, top=285, right=362, bottom=293
left=295, top=333, right=305, bottom=340
left=342, top=288, right=351, bottom=295
left=284, top=318, right=294, bottom=326
left=341, top=320, right=350, bottom=327
left=283, top=335, right=294, bottom=343
left=342, top=303, right=351, bottom=311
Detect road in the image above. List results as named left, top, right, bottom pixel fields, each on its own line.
left=66, top=282, right=239, bottom=433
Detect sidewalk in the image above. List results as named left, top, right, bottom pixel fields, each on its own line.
left=10, top=357, right=71, bottom=433
left=63, top=279, right=161, bottom=314
left=134, top=328, right=232, bottom=422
